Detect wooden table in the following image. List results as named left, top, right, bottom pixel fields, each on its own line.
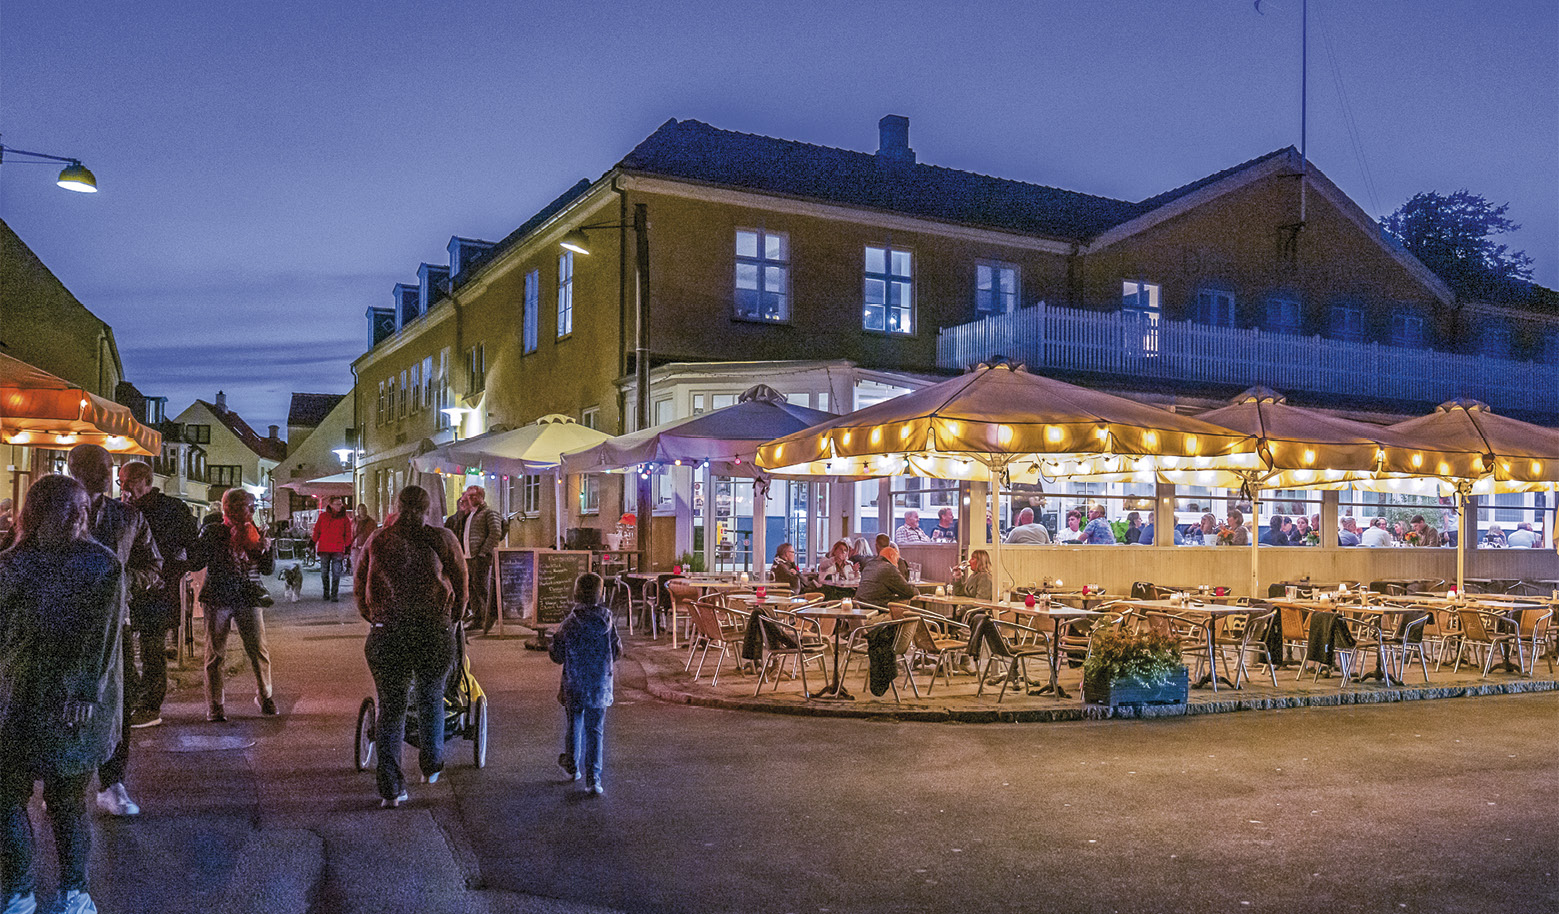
left=792, top=606, right=879, bottom=700
left=1119, top=600, right=1256, bottom=690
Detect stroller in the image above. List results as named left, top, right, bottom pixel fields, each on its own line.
left=354, top=621, right=489, bottom=771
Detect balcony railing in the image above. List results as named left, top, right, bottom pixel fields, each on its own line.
left=936, top=303, right=1557, bottom=417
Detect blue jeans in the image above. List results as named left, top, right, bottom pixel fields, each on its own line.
left=320, top=552, right=346, bottom=599
left=1, top=766, right=91, bottom=897
left=365, top=624, right=456, bottom=800
left=562, top=706, right=607, bottom=786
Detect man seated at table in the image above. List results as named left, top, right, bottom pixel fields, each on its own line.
left=818, top=539, right=860, bottom=583
left=929, top=507, right=959, bottom=542
left=874, top=533, right=911, bottom=577
left=1260, top=515, right=1291, bottom=546
left=894, top=510, right=932, bottom=545
left=1338, top=516, right=1362, bottom=547
left=770, top=542, right=804, bottom=594
left=1506, top=522, right=1540, bottom=548
left=1004, top=507, right=1051, bottom=544
left=856, top=544, right=917, bottom=608
left=1077, top=505, right=1117, bottom=544
left=951, top=548, right=992, bottom=601
left=1360, top=516, right=1392, bottom=547
left=1409, top=514, right=1442, bottom=547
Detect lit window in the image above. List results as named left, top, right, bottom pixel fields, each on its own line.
left=557, top=252, right=574, bottom=337
left=580, top=475, right=600, bottom=514
left=1195, top=290, right=1236, bottom=327
left=864, top=246, right=913, bottom=333
left=975, top=261, right=1018, bottom=314
left=735, top=230, right=789, bottom=322
left=523, top=269, right=539, bottom=353
left=1266, top=298, right=1301, bottom=335
left=466, top=344, right=485, bottom=394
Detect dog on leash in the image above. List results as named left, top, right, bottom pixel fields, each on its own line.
left=281, top=564, right=304, bottom=602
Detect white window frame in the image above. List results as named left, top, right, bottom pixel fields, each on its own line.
left=522, top=474, right=543, bottom=516
left=580, top=474, right=600, bottom=515
left=975, top=261, right=1018, bottom=315
left=863, top=245, right=914, bottom=334
left=734, top=229, right=790, bottom=323
left=557, top=252, right=574, bottom=338
left=581, top=406, right=600, bottom=431
left=523, top=269, right=539, bottom=353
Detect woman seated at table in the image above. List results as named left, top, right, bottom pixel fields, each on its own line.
left=818, top=540, right=860, bottom=584
left=951, top=548, right=992, bottom=601
left=770, top=542, right=803, bottom=594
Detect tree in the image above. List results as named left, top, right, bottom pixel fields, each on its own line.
left=1380, top=190, right=1534, bottom=297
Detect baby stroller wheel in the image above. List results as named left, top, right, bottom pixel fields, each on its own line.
left=471, top=695, right=488, bottom=769
left=354, top=697, right=376, bottom=771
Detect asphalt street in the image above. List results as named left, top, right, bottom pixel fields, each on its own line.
left=24, top=588, right=1555, bottom=914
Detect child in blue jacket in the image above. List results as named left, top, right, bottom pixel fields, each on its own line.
left=549, top=573, right=621, bottom=795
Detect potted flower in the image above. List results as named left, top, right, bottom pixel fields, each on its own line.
left=1305, top=530, right=1321, bottom=546
left=1081, top=625, right=1189, bottom=706
left=1216, top=526, right=1236, bottom=546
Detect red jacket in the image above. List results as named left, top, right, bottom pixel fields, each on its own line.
left=312, top=510, right=354, bottom=554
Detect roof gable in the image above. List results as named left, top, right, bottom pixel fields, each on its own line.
left=288, top=392, right=346, bottom=428
left=194, top=399, right=286, bottom=461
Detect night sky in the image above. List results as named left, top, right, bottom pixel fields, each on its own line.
left=3, top=0, right=1554, bottom=434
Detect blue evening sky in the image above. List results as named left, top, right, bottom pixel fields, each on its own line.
left=2, top=0, right=1554, bottom=432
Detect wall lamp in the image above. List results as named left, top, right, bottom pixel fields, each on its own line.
left=0, top=145, right=98, bottom=192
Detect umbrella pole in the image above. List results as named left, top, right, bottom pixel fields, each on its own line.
left=1457, top=487, right=1467, bottom=595
left=555, top=469, right=564, bottom=550
left=702, top=462, right=715, bottom=574
left=1249, top=488, right=1261, bottom=599
left=752, top=478, right=768, bottom=583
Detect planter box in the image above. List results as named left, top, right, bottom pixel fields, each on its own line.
left=1083, top=667, right=1189, bottom=706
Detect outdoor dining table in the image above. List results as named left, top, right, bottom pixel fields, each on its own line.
left=1003, top=603, right=1106, bottom=699
left=1119, top=600, right=1256, bottom=691
left=792, top=604, right=879, bottom=700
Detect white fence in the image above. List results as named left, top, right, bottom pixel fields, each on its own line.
left=936, top=303, right=1557, bottom=416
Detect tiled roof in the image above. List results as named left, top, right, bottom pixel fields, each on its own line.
left=196, top=400, right=287, bottom=461
left=1134, top=147, right=1295, bottom=210
left=618, top=118, right=1151, bottom=241
left=288, top=392, right=345, bottom=429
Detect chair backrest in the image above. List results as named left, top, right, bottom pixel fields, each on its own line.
left=757, top=614, right=801, bottom=651
left=666, top=581, right=699, bottom=609
left=1457, top=609, right=1495, bottom=642
left=688, top=600, right=724, bottom=641
left=887, top=601, right=918, bottom=619
left=1516, top=608, right=1551, bottom=638
left=890, top=617, right=921, bottom=656
left=1241, top=609, right=1277, bottom=645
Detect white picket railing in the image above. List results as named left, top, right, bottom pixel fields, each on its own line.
left=936, top=303, right=1556, bottom=416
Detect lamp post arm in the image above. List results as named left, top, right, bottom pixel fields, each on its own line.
left=0, top=145, right=85, bottom=166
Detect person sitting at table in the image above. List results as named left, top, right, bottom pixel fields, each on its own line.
left=1186, top=513, right=1218, bottom=546
left=951, top=548, right=992, bottom=601
left=1360, top=517, right=1392, bottom=547
left=929, top=508, right=959, bottom=543
left=1123, top=511, right=1143, bottom=544
left=856, top=544, right=917, bottom=608
left=1078, top=505, right=1116, bottom=544
left=894, top=510, right=932, bottom=545
left=769, top=542, right=803, bottom=594
left=1409, top=514, right=1441, bottom=547
left=1291, top=515, right=1313, bottom=545
left=1225, top=509, right=1251, bottom=546
left=1260, top=515, right=1291, bottom=546
left=818, top=540, right=860, bottom=583
left=1004, top=507, right=1051, bottom=544
left=1505, top=522, right=1539, bottom=548
left=1481, top=523, right=1508, bottom=547
left=1337, top=516, right=1361, bottom=547
left=874, top=533, right=911, bottom=577
left=847, top=535, right=873, bottom=570
left=1055, top=511, right=1084, bottom=544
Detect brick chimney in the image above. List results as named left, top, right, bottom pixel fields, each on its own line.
left=876, top=115, right=915, bottom=165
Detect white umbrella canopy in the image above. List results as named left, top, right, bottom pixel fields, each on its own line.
left=414, top=415, right=614, bottom=476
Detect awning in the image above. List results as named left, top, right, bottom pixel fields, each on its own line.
left=277, top=472, right=354, bottom=498
left=0, top=353, right=162, bottom=456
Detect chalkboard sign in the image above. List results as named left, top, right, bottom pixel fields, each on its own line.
left=493, top=548, right=592, bottom=626
left=536, top=551, right=593, bottom=625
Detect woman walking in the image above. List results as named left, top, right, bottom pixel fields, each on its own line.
left=191, top=489, right=277, bottom=721
left=0, top=475, right=123, bottom=914
left=549, top=573, right=621, bottom=796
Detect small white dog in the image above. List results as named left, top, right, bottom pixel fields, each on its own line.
left=281, top=564, right=304, bottom=603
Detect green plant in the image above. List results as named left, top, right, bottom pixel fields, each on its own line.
left=675, top=551, right=706, bottom=574
left=1082, top=625, right=1183, bottom=688
left=1109, top=520, right=1128, bottom=543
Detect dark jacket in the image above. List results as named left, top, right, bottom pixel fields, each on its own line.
left=0, top=538, right=124, bottom=774
left=355, top=521, right=467, bottom=627
left=770, top=557, right=803, bottom=594
left=448, top=506, right=504, bottom=559
left=128, top=488, right=196, bottom=626
left=855, top=555, right=916, bottom=608
left=89, top=494, right=163, bottom=626
left=549, top=601, right=621, bottom=709
left=191, top=520, right=274, bottom=607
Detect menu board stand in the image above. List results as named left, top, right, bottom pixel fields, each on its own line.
left=493, top=548, right=594, bottom=640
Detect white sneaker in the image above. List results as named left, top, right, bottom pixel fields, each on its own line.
left=60, top=890, right=97, bottom=914
left=2, top=892, right=36, bottom=914
left=96, top=783, right=140, bottom=817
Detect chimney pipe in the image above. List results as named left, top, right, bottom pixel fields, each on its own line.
left=268, top=425, right=280, bottom=439
left=876, top=115, right=915, bottom=165
left=215, top=390, right=227, bottom=411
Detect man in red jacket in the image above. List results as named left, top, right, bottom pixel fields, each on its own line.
left=312, top=496, right=354, bottom=602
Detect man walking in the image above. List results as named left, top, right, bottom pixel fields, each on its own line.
left=312, top=495, right=353, bottom=602
left=453, top=486, right=503, bottom=633
left=68, top=445, right=163, bottom=819
left=117, top=460, right=197, bottom=729
left=356, top=485, right=466, bottom=808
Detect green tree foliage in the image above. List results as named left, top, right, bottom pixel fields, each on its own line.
left=1380, top=190, right=1534, bottom=297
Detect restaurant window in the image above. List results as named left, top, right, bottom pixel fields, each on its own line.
left=557, top=252, right=574, bottom=338
left=995, top=480, right=1157, bottom=544
left=734, top=229, right=789, bottom=322
left=466, top=344, right=485, bottom=394
left=1171, top=486, right=1255, bottom=546
left=1339, top=487, right=1449, bottom=545
left=1265, top=297, right=1301, bottom=335
left=1194, top=289, right=1236, bottom=327
left=864, top=245, right=913, bottom=334
left=1122, top=280, right=1160, bottom=356
left=522, top=474, right=542, bottom=516
left=1474, top=491, right=1545, bottom=546
left=1389, top=310, right=1426, bottom=348
left=522, top=269, right=540, bottom=354
left=691, top=393, right=737, bottom=416
left=1329, top=304, right=1366, bottom=342
left=975, top=261, right=1018, bottom=315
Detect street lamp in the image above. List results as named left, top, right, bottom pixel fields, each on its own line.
left=442, top=406, right=472, bottom=440
left=333, top=447, right=355, bottom=464
left=0, top=145, right=98, bottom=192
left=562, top=204, right=654, bottom=567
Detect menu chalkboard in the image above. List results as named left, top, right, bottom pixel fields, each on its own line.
left=493, top=548, right=593, bottom=626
